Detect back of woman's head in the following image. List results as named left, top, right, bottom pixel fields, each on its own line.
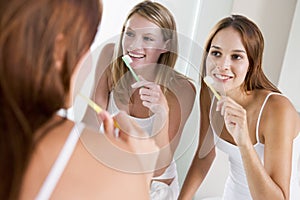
left=202, top=14, right=279, bottom=93
left=0, top=0, right=102, bottom=198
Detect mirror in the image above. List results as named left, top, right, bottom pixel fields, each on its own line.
left=74, top=0, right=300, bottom=198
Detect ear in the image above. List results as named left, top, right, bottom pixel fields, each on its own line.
left=159, top=39, right=171, bottom=54
left=53, top=33, right=66, bottom=70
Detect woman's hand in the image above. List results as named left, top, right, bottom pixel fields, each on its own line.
left=131, top=76, right=169, bottom=115
left=131, top=76, right=170, bottom=140
left=131, top=76, right=171, bottom=171
left=99, top=110, right=159, bottom=175
left=216, top=96, right=251, bottom=147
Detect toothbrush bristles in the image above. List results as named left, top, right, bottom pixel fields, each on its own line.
left=122, top=55, right=140, bottom=81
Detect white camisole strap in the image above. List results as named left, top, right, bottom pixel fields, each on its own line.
left=255, top=92, right=281, bottom=143
left=35, top=123, right=85, bottom=200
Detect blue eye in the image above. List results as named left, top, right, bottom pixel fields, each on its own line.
left=144, top=36, right=154, bottom=41
left=125, top=31, right=135, bottom=37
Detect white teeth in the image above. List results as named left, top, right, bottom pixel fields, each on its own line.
left=128, top=52, right=144, bottom=58
left=215, top=74, right=232, bottom=80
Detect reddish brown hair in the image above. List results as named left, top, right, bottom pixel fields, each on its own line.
left=0, top=0, right=102, bottom=198
left=202, top=14, right=280, bottom=93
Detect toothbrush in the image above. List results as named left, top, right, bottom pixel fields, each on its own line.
left=122, top=55, right=140, bottom=82
left=79, top=93, right=102, bottom=113
left=203, top=76, right=221, bottom=100
left=78, top=93, right=119, bottom=128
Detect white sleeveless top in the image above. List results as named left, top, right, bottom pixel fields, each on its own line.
left=107, top=92, right=156, bottom=135
left=35, top=123, right=85, bottom=200
left=210, top=93, right=300, bottom=200
left=107, top=91, right=179, bottom=199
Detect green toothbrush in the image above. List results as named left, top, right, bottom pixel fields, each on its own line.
left=122, top=55, right=140, bottom=82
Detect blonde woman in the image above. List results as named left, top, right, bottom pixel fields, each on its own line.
left=83, top=1, right=196, bottom=199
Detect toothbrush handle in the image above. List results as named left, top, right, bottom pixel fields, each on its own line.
left=128, top=68, right=140, bottom=81
left=208, top=85, right=221, bottom=100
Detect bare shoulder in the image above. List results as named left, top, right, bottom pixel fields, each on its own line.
left=93, top=43, right=116, bottom=93
left=95, top=43, right=115, bottom=78
left=262, top=92, right=300, bottom=138
left=96, top=42, right=115, bottom=68
left=175, top=73, right=196, bottom=91
left=100, top=42, right=115, bottom=57
left=265, top=93, right=298, bottom=116
left=73, top=127, right=150, bottom=199
left=170, top=72, right=196, bottom=98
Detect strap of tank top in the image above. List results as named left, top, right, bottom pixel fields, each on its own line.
left=35, top=122, right=85, bottom=200
left=255, top=92, right=282, bottom=143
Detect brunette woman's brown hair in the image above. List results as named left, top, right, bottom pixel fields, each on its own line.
left=201, top=14, right=280, bottom=93
left=0, top=0, right=102, bottom=198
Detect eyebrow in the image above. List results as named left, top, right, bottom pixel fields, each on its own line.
left=144, top=33, right=156, bottom=37
left=125, top=27, right=134, bottom=32
left=211, top=45, right=246, bottom=54
left=125, top=27, right=160, bottom=36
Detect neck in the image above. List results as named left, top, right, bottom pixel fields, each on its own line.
left=64, top=93, right=72, bottom=108
left=134, top=64, right=158, bottom=81
left=226, top=88, right=253, bottom=107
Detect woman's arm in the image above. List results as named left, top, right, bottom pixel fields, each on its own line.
left=244, top=95, right=298, bottom=200
left=132, top=76, right=197, bottom=178
left=217, top=94, right=299, bottom=200
left=94, top=43, right=115, bottom=109
left=167, top=79, right=196, bottom=160
left=131, top=78, right=172, bottom=176
left=81, top=43, right=114, bottom=129
left=178, top=82, right=216, bottom=200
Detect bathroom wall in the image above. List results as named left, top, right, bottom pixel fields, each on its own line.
left=278, top=0, right=300, bottom=112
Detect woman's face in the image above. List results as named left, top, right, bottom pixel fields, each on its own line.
left=206, top=27, right=249, bottom=95
left=122, top=13, right=168, bottom=69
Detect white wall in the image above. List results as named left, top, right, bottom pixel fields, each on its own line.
left=232, top=0, right=297, bottom=86
left=92, top=0, right=143, bottom=49
left=278, top=0, right=300, bottom=112
left=156, top=0, right=203, bottom=80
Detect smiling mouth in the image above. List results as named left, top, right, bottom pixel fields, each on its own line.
left=214, top=74, right=234, bottom=81
left=128, top=52, right=145, bottom=59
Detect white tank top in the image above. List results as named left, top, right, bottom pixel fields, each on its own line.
left=107, top=91, right=178, bottom=179
left=107, top=91, right=179, bottom=199
left=107, top=92, right=156, bottom=135
left=210, top=93, right=300, bottom=200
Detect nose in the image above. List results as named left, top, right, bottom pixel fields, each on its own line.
left=129, top=36, right=143, bottom=50
left=217, top=56, right=230, bottom=70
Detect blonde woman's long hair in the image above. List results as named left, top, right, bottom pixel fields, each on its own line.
left=111, top=0, right=181, bottom=97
